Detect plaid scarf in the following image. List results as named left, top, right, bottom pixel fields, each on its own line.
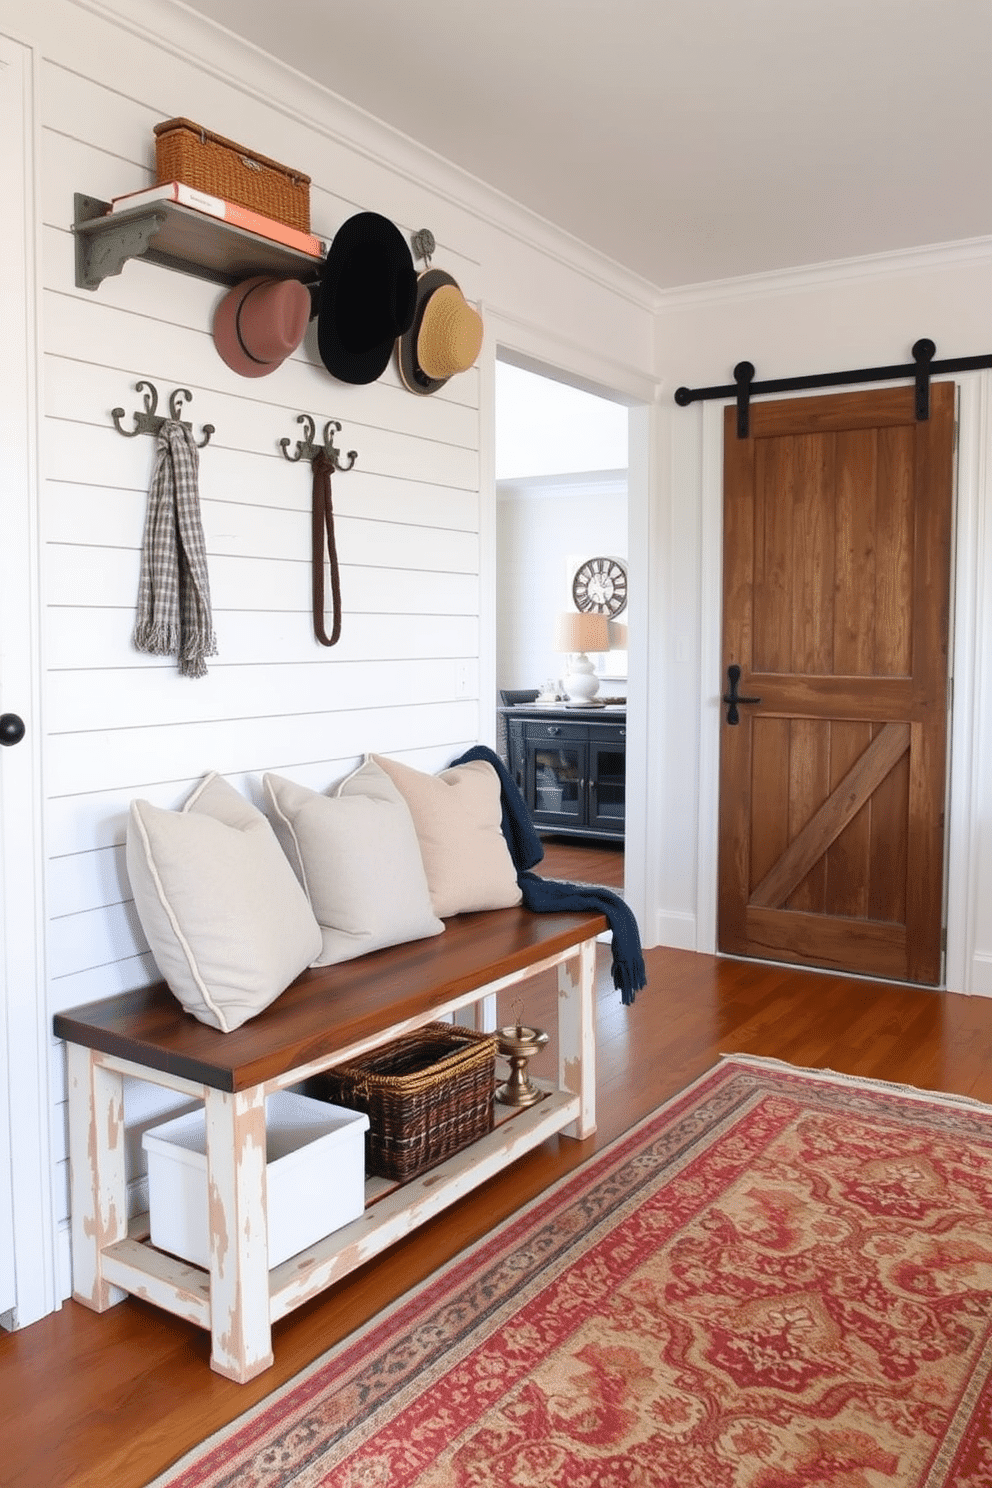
left=132, top=421, right=217, bottom=678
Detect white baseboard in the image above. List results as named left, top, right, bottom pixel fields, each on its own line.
left=57, top=1220, right=71, bottom=1304
left=654, top=911, right=697, bottom=951
left=967, top=955, right=992, bottom=999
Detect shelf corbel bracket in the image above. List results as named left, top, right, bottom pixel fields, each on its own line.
left=279, top=414, right=357, bottom=471
left=73, top=193, right=166, bottom=291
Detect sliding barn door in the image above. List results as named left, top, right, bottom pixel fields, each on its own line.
left=718, top=382, right=955, bottom=984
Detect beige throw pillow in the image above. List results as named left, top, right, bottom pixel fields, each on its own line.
left=263, top=760, right=444, bottom=965
left=126, top=773, right=323, bottom=1033
left=371, top=754, right=522, bottom=918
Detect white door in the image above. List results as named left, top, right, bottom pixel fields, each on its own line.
left=0, top=29, right=53, bottom=1327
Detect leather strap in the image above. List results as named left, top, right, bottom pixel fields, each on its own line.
left=311, top=449, right=341, bottom=646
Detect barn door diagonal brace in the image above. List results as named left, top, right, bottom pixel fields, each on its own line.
left=748, top=722, right=911, bottom=910
left=674, top=339, right=992, bottom=437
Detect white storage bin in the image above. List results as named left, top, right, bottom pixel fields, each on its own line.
left=142, top=1090, right=369, bottom=1270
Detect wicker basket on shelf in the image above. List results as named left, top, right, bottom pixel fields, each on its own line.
left=153, top=117, right=311, bottom=232
left=309, top=1023, right=497, bottom=1183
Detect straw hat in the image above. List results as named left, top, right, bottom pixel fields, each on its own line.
left=212, top=276, right=310, bottom=378
left=316, top=212, right=417, bottom=385
left=397, top=269, right=484, bottom=395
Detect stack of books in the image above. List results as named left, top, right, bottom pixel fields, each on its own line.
left=108, top=180, right=328, bottom=259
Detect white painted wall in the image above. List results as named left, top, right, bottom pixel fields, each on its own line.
left=651, top=244, right=992, bottom=999
left=0, top=0, right=660, bottom=1318
left=496, top=475, right=628, bottom=693
left=494, top=362, right=629, bottom=704
left=495, top=361, right=629, bottom=480
left=0, top=29, right=49, bottom=1331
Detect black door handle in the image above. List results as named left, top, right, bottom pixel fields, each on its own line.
left=0, top=714, right=25, bottom=746
left=722, top=666, right=761, bottom=726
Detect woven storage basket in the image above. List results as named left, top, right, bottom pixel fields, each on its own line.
left=153, top=117, right=311, bottom=232
left=311, top=1023, right=497, bottom=1183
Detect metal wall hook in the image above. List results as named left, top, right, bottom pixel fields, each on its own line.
left=111, top=380, right=214, bottom=446
left=278, top=413, right=357, bottom=471
left=411, top=228, right=435, bottom=267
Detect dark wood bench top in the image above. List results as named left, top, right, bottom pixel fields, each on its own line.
left=53, top=906, right=606, bottom=1093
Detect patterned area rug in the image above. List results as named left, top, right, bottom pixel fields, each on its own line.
left=151, top=1055, right=992, bottom=1487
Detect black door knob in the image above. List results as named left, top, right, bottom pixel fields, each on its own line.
left=0, top=714, right=25, bottom=747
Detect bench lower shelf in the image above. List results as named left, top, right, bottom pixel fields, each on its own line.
left=99, top=1084, right=580, bottom=1336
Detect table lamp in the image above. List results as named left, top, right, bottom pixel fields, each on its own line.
left=554, top=611, right=610, bottom=703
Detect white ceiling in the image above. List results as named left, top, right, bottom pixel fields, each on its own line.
left=180, top=0, right=992, bottom=290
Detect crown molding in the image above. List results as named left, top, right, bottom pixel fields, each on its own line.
left=70, top=0, right=661, bottom=314
left=491, top=312, right=660, bottom=406
left=496, top=470, right=627, bottom=502
left=656, top=235, right=992, bottom=310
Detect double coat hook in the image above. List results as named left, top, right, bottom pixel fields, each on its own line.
left=279, top=414, right=357, bottom=470
left=111, top=380, right=214, bottom=446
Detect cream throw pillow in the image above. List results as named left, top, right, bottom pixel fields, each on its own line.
left=371, top=754, right=522, bottom=917
left=126, top=773, right=323, bottom=1033
left=263, top=760, right=444, bottom=965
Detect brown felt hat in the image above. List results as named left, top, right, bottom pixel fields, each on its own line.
left=397, top=269, right=484, bottom=395
left=212, top=276, right=311, bottom=378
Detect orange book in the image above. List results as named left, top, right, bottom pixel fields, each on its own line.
left=109, top=181, right=327, bottom=259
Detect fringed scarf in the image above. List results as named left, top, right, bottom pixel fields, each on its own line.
left=450, top=744, right=648, bottom=1005
left=133, top=421, right=217, bottom=678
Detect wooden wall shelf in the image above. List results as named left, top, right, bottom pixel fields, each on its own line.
left=72, top=192, right=323, bottom=292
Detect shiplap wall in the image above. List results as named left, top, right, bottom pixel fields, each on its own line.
left=43, top=71, right=483, bottom=1287
left=11, top=0, right=659, bottom=1307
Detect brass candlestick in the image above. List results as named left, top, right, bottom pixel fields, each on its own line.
left=495, top=1002, right=549, bottom=1107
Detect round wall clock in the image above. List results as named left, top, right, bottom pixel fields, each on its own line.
left=572, top=556, right=628, bottom=617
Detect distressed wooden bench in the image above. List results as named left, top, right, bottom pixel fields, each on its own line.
left=53, top=904, right=603, bottom=1383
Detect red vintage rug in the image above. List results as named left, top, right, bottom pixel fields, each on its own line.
left=150, top=1055, right=992, bottom=1487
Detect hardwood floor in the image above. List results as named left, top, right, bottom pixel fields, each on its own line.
left=7, top=835, right=992, bottom=1487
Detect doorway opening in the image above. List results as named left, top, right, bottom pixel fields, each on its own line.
left=494, top=358, right=630, bottom=883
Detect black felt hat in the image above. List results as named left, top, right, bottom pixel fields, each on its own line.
left=316, top=212, right=417, bottom=385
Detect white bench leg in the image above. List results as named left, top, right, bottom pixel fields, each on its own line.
left=203, top=1086, right=273, bottom=1383
left=67, top=1043, right=129, bottom=1310
left=476, top=993, right=498, bottom=1032
left=558, top=937, right=597, bottom=1139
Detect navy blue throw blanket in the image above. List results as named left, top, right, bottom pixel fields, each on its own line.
left=451, top=745, right=647, bottom=1005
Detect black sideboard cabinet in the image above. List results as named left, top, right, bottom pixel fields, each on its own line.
left=502, top=706, right=626, bottom=841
